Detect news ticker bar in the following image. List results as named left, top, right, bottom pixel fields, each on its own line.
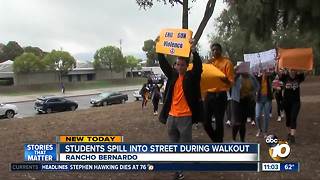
left=58, top=153, right=258, bottom=162
left=24, top=143, right=260, bottom=162
left=11, top=162, right=259, bottom=172
left=10, top=162, right=299, bottom=172
left=261, top=163, right=299, bottom=172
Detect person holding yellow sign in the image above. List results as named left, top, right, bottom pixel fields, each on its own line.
left=157, top=36, right=202, bottom=180
left=204, top=43, right=235, bottom=143
left=157, top=37, right=203, bottom=141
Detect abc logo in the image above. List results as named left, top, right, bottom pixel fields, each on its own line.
left=266, top=134, right=291, bottom=161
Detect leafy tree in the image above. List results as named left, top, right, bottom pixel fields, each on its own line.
left=210, top=0, right=319, bottom=74
left=142, top=39, right=156, bottom=66
left=24, top=46, right=47, bottom=58
left=0, top=41, right=24, bottom=62
left=125, top=55, right=140, bottom=77
left=0, top=43, right=5, bottom=62
left=93, top=46, right=125, bottom=73
left=136, top=0, right=217, bottom=45
left=13, top=53, right=46, bottom=73
left=221, top=0, right=320, bottom=73
left=43, top=50, right=76, bottom=81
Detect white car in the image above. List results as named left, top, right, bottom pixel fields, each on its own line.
left=133, top=91, right=142, bottom=101
left=0, top=103, right=18, bottom=119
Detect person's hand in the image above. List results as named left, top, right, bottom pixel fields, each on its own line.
left=155, top=36, right=160, bottom=43
left=189, top=38, right=196, bottom=52
left=220, top=77, right=230, bottom=84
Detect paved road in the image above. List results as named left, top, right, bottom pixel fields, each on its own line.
left=11, top=90, right=138, bottom=118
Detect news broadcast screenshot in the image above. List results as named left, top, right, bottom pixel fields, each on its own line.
left=0, top=0, right=319, bottom=179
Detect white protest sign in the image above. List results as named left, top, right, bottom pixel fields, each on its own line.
left=244, top=49, right=276, bottom=73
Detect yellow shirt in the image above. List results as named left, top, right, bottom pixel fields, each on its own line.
left=169, top=75, right=192, bottom=117
left=261, top=75, right=268, bottom=96
left=240, top=77, right=253, bottom=98
left=208, top=57, right=235, bottom=92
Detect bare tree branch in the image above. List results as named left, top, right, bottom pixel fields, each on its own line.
left=193, top=0, right=216, bottom=46
left=175, top=0, right=183, bottom=5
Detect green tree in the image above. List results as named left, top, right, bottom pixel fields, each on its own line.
left=142, top=39, right=156, bottom=66
left=219, top=0, right=320, bottom=73
left=43, top=50, right=76, bottom=81
left=0, top=41, right=24, bottom=62
left=24, top=46, right=47, bottom=58
left=93, top=46, right=125, bottom=73
left=13, top=53, right=46, bottom=73
left=125, top=55, right=140, bottom=77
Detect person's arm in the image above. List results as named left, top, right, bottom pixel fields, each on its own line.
left=220, top=61, right=235, bottom=86
left=251, top=75, right=260, bottom=93
left=191, top=50, right=203, bottom=77
left=157, top=53, right=173, bottom=79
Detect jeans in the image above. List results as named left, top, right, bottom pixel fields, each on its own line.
left=255, top=96, right=272, bottom=133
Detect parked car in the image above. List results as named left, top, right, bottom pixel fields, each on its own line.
left=133, top=91, right=142, bottom=101
left=34, top=96, right=78, bottom=114
left=90, top=92, right=128, bottom=106
left=0, top=103, right=18, bottom=118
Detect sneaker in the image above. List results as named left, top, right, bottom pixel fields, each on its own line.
left=153, top=111, right=158, bottom=116
left=251, top=121, right=256, bottom=126
left=281, top=111, right=285, bottom=118
left=256, top=131, right=261, bottom=137
left=174, top=172, right=184, bottom=180
left=277, top=116, right=282, bottom=122
left=247, top=117, right=251, bottom=123
left=226, top=120, right=231, bottom=127
left=269, top=113, right=272, bottom=118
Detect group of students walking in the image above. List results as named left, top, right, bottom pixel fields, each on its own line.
left=154, top=38, right=305, bottom=179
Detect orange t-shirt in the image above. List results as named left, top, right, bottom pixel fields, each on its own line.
left=169, top=75, right=192, bottom=117
left=208, top=56, right=234, bottom=92
left=261, top=75, right=268, bottom=96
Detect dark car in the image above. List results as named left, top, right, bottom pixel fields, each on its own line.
left=34, top=96, right=78, bottom=114
left=90, top=92, right=128, bottom=106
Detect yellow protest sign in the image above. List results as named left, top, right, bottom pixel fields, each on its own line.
left=188, top=63, right=227, bottom=96
left=156, top=28, right=193, bottom=57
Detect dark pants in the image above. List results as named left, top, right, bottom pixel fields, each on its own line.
left=152, top=97, right=160, bottom=112
left=231, top=97, right=250, bottom=142
left=283, top=98, right=301, bottom=129
left=204, top=91, right=227, bottom=142
left=274, top=91, right=284, bottom=116
left=226, top=100, right=232, bottom=121
left=167, top=115, right=192, bottom=143
left=248, top=98, right=256, bottom=120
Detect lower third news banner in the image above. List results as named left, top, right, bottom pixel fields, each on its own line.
left=12, top=143, right=260, bottom=172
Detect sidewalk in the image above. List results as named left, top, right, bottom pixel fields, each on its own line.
left=0, top=85, right=141, bottom=104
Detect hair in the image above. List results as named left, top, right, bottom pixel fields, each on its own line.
left=177, top=57, right=190, bottom=65
left=210, top=43, right=222, bottom=51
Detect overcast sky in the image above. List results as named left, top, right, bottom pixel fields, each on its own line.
left=0, top=0, right=226, bottom=62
